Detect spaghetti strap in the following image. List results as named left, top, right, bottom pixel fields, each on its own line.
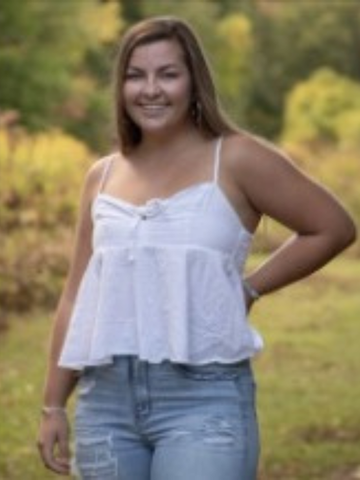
left=98, top=155, right=115, bottom=193
left=213, top=136, right=223, bottom=184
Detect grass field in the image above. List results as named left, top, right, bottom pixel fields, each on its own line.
left=0, top=256, right=359, bottom=479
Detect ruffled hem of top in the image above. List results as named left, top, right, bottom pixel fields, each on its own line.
left=59, top=244, right=264, bottom=370
left=59, top=326, right=264, bottom=370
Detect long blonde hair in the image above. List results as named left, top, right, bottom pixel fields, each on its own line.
left=113, top=16, right=239, bottom=152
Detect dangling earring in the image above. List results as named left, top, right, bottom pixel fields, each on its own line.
left=192, top=99, right=202, bottom=127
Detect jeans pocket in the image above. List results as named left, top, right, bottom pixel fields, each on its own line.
left=172, top=361, right=249, bottom=381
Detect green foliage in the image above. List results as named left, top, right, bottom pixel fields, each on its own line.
left=282, top=68, right=360, bottom=148
left=243, top=2, right=360, bottom=137
left=0, top=128, right=93, bottom=313
left=2, top=0, right=360, bottom=148
left=120, top=0, right=144, bottom=23
left=0, top=0, right=121, bottom=151
left=0, top=1, right=86, bottom=130
left=1, top=257, right=360, bottom=479
left=141, top=0, right=221, bottom=56
left=214, top=14, right=253, bottom=124
left=274, top=3, right=360, bottom=82
left=65, top=83, right=114, bottom=154
left=254, top=256, right=360, bottom=478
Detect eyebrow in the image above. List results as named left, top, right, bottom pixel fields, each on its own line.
left=126, top=63, right=183, bottom=72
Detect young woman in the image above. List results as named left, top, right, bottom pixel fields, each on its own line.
left=37, top=16, right=356, bottom=480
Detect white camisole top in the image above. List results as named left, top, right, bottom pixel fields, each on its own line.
left=59, top=137, right=263, bottom=370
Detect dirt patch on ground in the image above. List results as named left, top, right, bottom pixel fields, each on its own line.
left=330, top=465, right=360, bottom=480
left=257, top=464, right=360, bottom=480
left=297, top=425, right=360, bottom=444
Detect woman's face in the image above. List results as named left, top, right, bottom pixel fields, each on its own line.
left=123, top=39, right=193, bottom=137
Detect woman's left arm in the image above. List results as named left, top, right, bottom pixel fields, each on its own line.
left=237, top=136, right=357, bottom=298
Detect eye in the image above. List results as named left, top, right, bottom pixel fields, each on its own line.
left=124, top=70, right=143, bottom=80
left=162, top=71, right=179, bottom=79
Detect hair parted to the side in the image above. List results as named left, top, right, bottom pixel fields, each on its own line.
left=113, top=16, right=239, bottom=153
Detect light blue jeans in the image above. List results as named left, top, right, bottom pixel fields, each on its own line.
left=73, top=356, right=260, bottom=480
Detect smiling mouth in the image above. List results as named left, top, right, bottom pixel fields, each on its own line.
left=139, top=104, right=168, bottom=110
left=137, top=104, right=170, bottom=118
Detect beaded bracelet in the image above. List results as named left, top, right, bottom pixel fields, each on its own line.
left=242, top=279, right=261, bottom=301
left=41, top=406, right=67, bottom=417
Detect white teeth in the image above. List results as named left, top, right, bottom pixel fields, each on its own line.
left=139, top=105, right=168, bottom=115
left=142, top=106, right=165, bottom=109
left=140, top=104, right=166, bottom=108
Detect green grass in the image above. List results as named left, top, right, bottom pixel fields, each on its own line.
left=253, top=256, right=360, bottom=480
left=0, top=311, right=57, bottom=479
left=1, top=256, right=360, bottom=479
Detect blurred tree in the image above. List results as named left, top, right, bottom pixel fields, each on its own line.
left=2, top=0, right=360, bottom=151
left=206, top=0, right=243, bottom=17
left=282, top=67, right=360, bottom=149
left=278, top=3, right=360, bottom=81
left=0, top=0, right=121, bottom=152
left=123, top=1, right=360, bottom=139
left=246, top=2, right=360, bottom=138
left=141, top=0, right=221, bottom=55
left=63, top=1, right=122, bottom=152
left=214, top=14, right=253, bottom=126
left=0, top=1, right=88, bottom=130
left=120, top=0, right=144, bottom=23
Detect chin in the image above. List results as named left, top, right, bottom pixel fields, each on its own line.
left=139, top=120, right=181, bottom=135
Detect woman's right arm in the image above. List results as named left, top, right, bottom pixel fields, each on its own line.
left=37, top=159, right=105, bottom=475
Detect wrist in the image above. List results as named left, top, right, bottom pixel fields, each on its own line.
left=41, top=405, right=67, bottom=417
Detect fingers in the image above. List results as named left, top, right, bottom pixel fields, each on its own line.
left=58, top=431, right=71, bottom=471
left=37, top=438, right=70, bottom=475
left=37, top=419, right=71, bottom=475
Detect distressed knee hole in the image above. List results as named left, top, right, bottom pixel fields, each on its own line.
left=202, top=417, right=239, bottom=445
left=74, top=434, right=118, bottom=479
left=171, top=415, right=243, bottom=447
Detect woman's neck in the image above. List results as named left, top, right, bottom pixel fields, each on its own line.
left=137, top=124, right=204, bottom=160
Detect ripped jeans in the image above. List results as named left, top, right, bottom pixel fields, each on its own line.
left=73, top=356, right=260, bottom=480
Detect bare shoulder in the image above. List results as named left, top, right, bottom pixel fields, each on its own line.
left=83, top=152, right=117, bottom=198
left=222, top=132, right=356, bottom=241
left=222, top=131, right=306, bottom=200
left=224, top=131, right=294, bottom=173
left=86, top=153, right=114, bottom=183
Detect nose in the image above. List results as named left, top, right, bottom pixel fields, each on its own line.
left=142, top=76, right=161, bottom=97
